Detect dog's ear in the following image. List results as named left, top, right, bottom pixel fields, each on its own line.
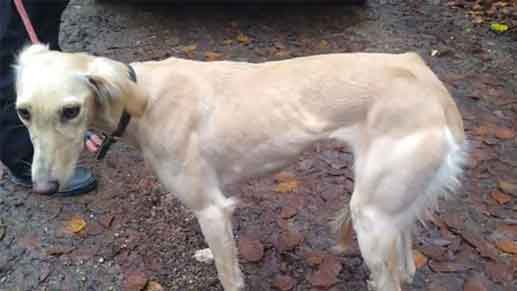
left=17, top=44, right=50, bottom=66
left=84, top=57, right=148, bottom=118
left=84, top=75, right=112, bottom=105
left=15, top=44, right=51, bottom=95
left=84, top=73, right=148, bottom=118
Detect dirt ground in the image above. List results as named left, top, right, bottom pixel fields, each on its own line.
left=1, top=0, right=517, bottom=290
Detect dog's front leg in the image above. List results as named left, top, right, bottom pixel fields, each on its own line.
left=150, top=133, right=244, bottom=290
left=194, top=193, right=244, bottom=291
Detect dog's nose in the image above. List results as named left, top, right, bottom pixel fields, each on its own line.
left=33, top=180, right=60, bottom=195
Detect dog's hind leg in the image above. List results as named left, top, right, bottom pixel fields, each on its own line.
left=349, top=128, right=464, bottom=291
left=397, top=229, right=415, bottom=284
left=195, top=193, right=244, bottom=291
left=351, top=197, right=402, bottom=291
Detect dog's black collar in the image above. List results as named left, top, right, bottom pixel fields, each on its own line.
left=95, top=64, right=136, bottom=160
left=127, top=63, right=137, bottom=83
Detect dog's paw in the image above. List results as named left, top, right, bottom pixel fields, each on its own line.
left=399, top=265, right=415, bottom=285
left=193, top=248, right=214, bottom=264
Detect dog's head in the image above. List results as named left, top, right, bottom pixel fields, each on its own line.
left=15, top=44, right=148, bottom=194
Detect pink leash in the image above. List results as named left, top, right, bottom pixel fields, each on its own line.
left=13, top=0, right=40, bottom=44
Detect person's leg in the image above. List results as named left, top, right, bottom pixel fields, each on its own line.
left=0, top=87, right=33, bottom=184
left=0, top=0, right=32, bottom=184
left=0, top=0, right=97, bottom=195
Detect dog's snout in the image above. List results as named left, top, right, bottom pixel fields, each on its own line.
left=33, top=180, right=60, bottom=195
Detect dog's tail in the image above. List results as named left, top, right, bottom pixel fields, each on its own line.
left=421, top=127, right=468, bottom=215
left=399, top=127, right=469, bottom=230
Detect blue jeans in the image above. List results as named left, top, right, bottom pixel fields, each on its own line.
left=0, top=0, right=69, bottom=177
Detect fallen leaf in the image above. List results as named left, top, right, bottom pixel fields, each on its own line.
left=485, top=261, right=513, bottom=283
left=238, top=237, right=264, bottom=262
left=472, top=16, right=484, bottom=24
left=441, top=211, right=465, bottom=231
left=419, top=244, right=447, bottom=261
left=490, top=190, right=512, bottom=204
left=413, top=249, right=429, bottom=269
left=463, top=275, right=488, bottom=291
left=494, top=128, right=514, bottom=140
left=472, top=126, right=491, bottom=137
left=274, top=50, right=291, bottom=58
left=273, top=41, right=286, bottom=49
left=65, top=215, right=87, bottom=234
left=498, top=180, right=517, bottom=196
left=483, top=137, right=498, bottom=145
left=204, top=51, right=223, bottom=62
left=280, top=206, right=297, bottom=219
left=469, top=148, right=489, bottom=168
left=428, top=283, right=449, bottom=291
left=124, top=272, right=148, bottom=291
left=429, top=214, right=453, bottom=238
left=145, top=281, right=164, bottom=291
left=275, top=172, right=299, bottom=193
left=495, top=224, right=517, bottom=240
left=274, top=229, right=304, bottom=252
left=304, top=250, right=326, bottom=266
left=46, top=246, right=75, bottom=256
left=495, top=240, right=517, bottom=254
left=272, top=275, right=296, bottom=290
left=237, top=33, right=251, bottom=45
left=490, top=23, right=509, bottom=33
left=428, top=260, right=472, bottom=272
left=180, top=44, right=197, bottom=54
left=318, top=40, right=329, bottom=49
left=275, top=177, right=299, bottom=193
left=86, top=221, right=105, bottom=236
left=99, top=214, right=114, bottom=228
left=307, top=255, right=342, bottom=289
left=427, top=238, right=452, bottom=247
left=450, top=228, right=498, bottom=260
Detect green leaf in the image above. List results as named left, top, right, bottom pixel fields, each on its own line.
left=490, top=23, right=509, bottom=33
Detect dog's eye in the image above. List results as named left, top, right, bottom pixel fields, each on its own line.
left=61, top=106, right=81, bottom=121
left=17, top=108, right=31, bottom=121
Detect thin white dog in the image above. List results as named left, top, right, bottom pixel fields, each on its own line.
left=15, top=44, right=467, bottom=291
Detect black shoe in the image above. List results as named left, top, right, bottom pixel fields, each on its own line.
left=6, top=168, right=32, bottom=187
left=56, top=166, right=98, bottom=197
left=7, top=166, right=97, bottom=196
